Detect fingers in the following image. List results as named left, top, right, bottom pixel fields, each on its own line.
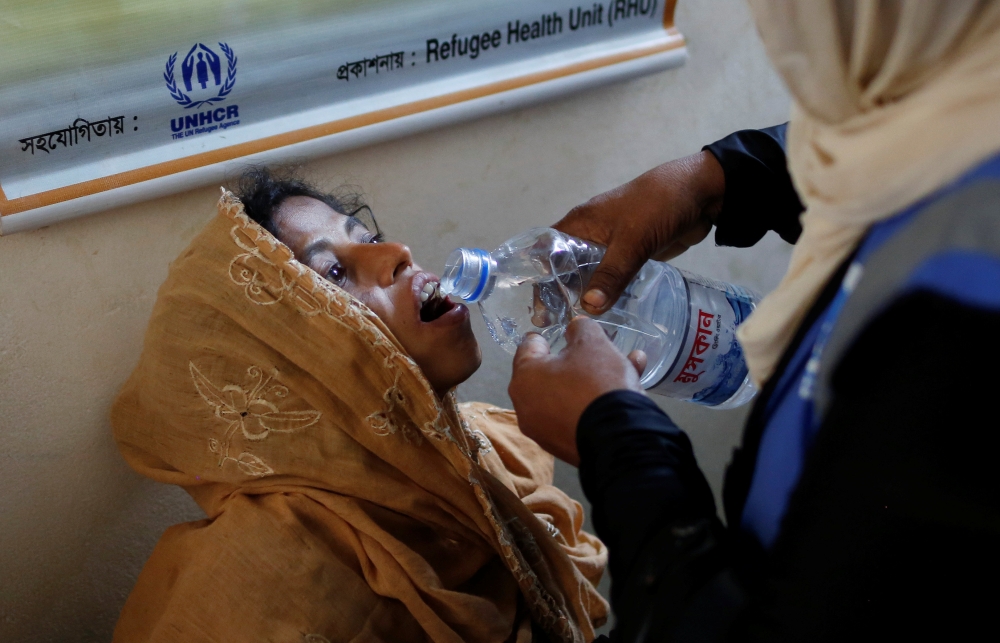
left=580, top=242, right=647, bottom=314
left=564, top=317, right=606, bottom=346
left=627, top=349, right=648, bottom=376
left=554, top=152, right=728, bottom=315
left=512, top=332, right=550, bottom=368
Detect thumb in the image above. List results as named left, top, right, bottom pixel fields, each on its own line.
left=513, top=332, right=551, bottom=369
left=581, top=242, right=647, bottom=314
left=627, top=349, right=648, bottom=376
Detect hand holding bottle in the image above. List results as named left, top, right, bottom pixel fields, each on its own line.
left=509, top=318, right=646, bottom=466
left=554, top=151, right=726, bottom=314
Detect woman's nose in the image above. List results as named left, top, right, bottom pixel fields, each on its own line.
left=364, top=242, right=412, bottom=287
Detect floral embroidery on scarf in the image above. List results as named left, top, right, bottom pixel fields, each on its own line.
left=456, top=402, right=502, bottom=461
left=190, top=362, right=321, bottom=477
left=367, top=371, right=424, bottom=444
left=228, top=227, right=320, bottom=313
left=470, top=430, right=493, bottom=456
left=423, top=411, right=455, bottom=443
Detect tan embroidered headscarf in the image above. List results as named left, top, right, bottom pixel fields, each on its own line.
left=111, top=192, right=607, bottom=643
left=738, top=0, right=1000, bottom=384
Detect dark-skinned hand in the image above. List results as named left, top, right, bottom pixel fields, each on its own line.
left=554, top=150, right=726, bottom=314
left=508, top=317, right=646, bottom=466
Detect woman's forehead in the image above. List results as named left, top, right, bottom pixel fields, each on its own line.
left=277, top=196, right=348, bottom=228
left=273, top=197, right=352, bottom=247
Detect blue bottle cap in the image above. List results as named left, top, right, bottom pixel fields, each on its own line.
left=441, top=247, right=495, bottom=302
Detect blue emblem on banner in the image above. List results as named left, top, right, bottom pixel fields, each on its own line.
left=164, top=43, right=237, bottom=109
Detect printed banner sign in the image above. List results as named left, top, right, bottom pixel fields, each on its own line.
left=0, top=0, right=684, bottom=234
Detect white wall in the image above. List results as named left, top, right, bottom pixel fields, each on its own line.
left=0, top=2, right=791, bottom=640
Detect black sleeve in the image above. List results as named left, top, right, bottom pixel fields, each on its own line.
left=703, top=124, right=804, bottom=247
left=577, top=391, right=729, bottom=640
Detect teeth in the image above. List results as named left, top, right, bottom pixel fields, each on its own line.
left=420, top=281, right=440, bottom=304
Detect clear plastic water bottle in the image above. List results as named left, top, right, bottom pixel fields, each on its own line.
left=440, top=227, right=760, bottom=408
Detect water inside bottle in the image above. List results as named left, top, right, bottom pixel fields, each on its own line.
left=480, top=267, right=674, bottom=389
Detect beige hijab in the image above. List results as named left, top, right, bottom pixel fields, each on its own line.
left=111, top=192, right=607, bottom=642
left=738, top=0, right=1000, bottom=384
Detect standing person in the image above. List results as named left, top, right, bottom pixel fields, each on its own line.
left=508, top=2, right=1000, bottom=640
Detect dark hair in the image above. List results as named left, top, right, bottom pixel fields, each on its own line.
left=232, top=166, right=367, bottom=237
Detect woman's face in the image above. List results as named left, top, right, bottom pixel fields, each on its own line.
left=271, top=196, right=481, bottom=396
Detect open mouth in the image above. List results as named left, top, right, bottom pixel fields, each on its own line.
left=419, top=280, right=456, bottom=322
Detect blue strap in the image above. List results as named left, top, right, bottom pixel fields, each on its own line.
left=904, top=251, right=1000, bottom=311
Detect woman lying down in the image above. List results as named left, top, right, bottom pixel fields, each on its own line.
left=111, top=169, right=608, bottom=643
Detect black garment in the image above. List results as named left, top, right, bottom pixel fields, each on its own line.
left=704, top=124, right=804, bottom=247
left=579, top=128, right=1000, bottom=641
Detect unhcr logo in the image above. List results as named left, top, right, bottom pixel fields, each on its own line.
left=164, top=42, right=241, bottom=140
left=164, top=43, right=238, bottom=109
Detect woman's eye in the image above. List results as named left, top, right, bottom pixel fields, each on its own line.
left=326, top=263, right=346, bottom=284
left=365, top=233, right=385, bottom=244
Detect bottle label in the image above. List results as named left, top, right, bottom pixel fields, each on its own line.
left=649, top=280, right=753, bottom=405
